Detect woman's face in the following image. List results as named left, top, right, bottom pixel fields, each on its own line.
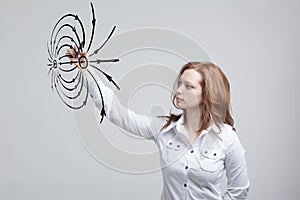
left=175, top=69, right=203, bottom=110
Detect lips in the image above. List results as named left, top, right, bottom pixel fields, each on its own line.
left=176, top=96, right=183, bottom=101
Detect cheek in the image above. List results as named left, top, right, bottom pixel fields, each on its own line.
left=187, top=92, right=202, bottom=105
left=198, top=92, right=203, bottom=103
left=191, top=90, right=203, bottom=105
left=197, top=87, right=203, bottom=102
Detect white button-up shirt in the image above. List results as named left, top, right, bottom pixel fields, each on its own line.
left=85, top=70, right=250, bottom=200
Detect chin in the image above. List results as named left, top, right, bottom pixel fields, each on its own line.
left=175, top=102, right=185, bottom=110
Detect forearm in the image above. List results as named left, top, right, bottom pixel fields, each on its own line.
left=83, top=69, right=113, bottom=113
left=83, top=69, right=165, bottom=139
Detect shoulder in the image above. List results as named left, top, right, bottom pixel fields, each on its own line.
left=148, top=116, right=172, bottom=134
left=219, top=124, right=245, bottom=153
left=219, top=124, right=236, bottom=140
left=152, top=116, right=177, bottom=136
left=155, top=114, right=182, bottom=133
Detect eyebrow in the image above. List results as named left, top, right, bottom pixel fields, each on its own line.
left=178, top=78, right=194, bottom=85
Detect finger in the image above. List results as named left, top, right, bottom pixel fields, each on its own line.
left=70, top=58, right=77, bottom=63
left=73, top=45, right=78, bottom=53
left=80, top=51, right=87, bottom=57
left=67, top=49, right=73, bottom=56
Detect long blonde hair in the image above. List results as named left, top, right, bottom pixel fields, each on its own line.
left=160, top=61, right=235, bottom=133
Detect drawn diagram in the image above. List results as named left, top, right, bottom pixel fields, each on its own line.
left=47, top=2, right=119, bottom=123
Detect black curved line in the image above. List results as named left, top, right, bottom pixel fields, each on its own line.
left=56, top=74, right=81, bottom=98
left=54, top=76, right=88, bottom=110
left=50, top=13, right=80, bottom=55
left=89, top=58, right=119, bottom=64
left=50, top=71, right=54, bottom=90
left=59, top=54, right=72, bottom=60
left=90, top=64, right=120, bottom=90
left=53, top=23, right=82, bottom=55
left=53, top=24, right=80, bottom=55
left=57, top=72, right=82, bottom=92
left=48, top=66, right=54, bottom=75
left=58, top=37, right=80, bottom=60
left=48, top=66, right=53, bottom=75
left=86, top=69, right=106, bottom=122
left=87, top=2, right=96, bottom=52
left=57, top=73, right=84, bottom=99
left=57, top=76, right=75, bottom=92
left=57, top=35, right=75, bottom=45
left=50, top=14, right=76, bottom=55
left=59, top=70, right=81, bottom=84
left=48, top=4, right=120, bottom=116
left=56, top=35, right=79, bottom=55
left=58, top=65, right=77, bottom=73
left=74, top=15, right=86, bottom=49
left=56, top=43, right=73, bottom=57
left=57, top=60, right=80, bottom=72
left=47, top=42, right=54, bottom=60
left=59, top=61, right=79, bottom=65
left=89, top=26, right=116, bottom=57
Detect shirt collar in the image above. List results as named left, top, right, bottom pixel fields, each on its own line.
left=207, top=122, right=224, bottom=141
left=174, top=115, right=191, bottom=145
left=174, top=115, right=224, bottom=142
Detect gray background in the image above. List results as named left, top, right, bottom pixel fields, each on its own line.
left=1, top=0, right=299, bottom=199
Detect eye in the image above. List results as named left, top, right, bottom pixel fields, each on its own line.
left=177, top=81, right=182, bottom=87
left=186, top=85, right=193, bottom=89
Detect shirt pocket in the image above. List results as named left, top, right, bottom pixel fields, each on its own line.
left=162, top=140, right=185, bottom=162
left=197, top=148, right=224, bottom=172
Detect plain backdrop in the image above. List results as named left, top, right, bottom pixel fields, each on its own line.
left=1, top=0, right=300, bottom=199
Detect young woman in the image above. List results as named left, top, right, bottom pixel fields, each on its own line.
left=68, top=50, right=250, bottom=199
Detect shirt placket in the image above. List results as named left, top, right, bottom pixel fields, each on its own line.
left=174, top=119, right=210, bottom=199
left=182, top=140, right=203, bottom=200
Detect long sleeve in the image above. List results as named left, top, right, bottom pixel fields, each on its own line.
left=222, top=132, right=250, bottom=200
left=83, top=69, right=166, bottom=140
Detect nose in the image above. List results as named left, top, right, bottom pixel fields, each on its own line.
left=176, top=85, right=183, bottom=96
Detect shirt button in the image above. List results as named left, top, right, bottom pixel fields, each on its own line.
left=169, top=142, right=172, bottom=145
left=191, top=150, right=194, bottom=153
left=185, top=166, right=188, bottom=169
left=184, top=184, right=187, bottom=187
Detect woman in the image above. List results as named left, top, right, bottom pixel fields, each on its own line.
left=68, top=50, right=250, bottom=199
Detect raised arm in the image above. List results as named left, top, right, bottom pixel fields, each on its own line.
left=66, top=47, right=166, bottom=139
left=83, top=68, right=166, bottom=140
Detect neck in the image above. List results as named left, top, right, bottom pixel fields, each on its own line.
left=183, top=108, right=202, bottom=132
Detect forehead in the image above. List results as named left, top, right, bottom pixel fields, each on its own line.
left=180, top=69, right=202, bottom=84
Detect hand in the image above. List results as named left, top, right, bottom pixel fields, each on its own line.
left=66, top=46, right=88, bottom=70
